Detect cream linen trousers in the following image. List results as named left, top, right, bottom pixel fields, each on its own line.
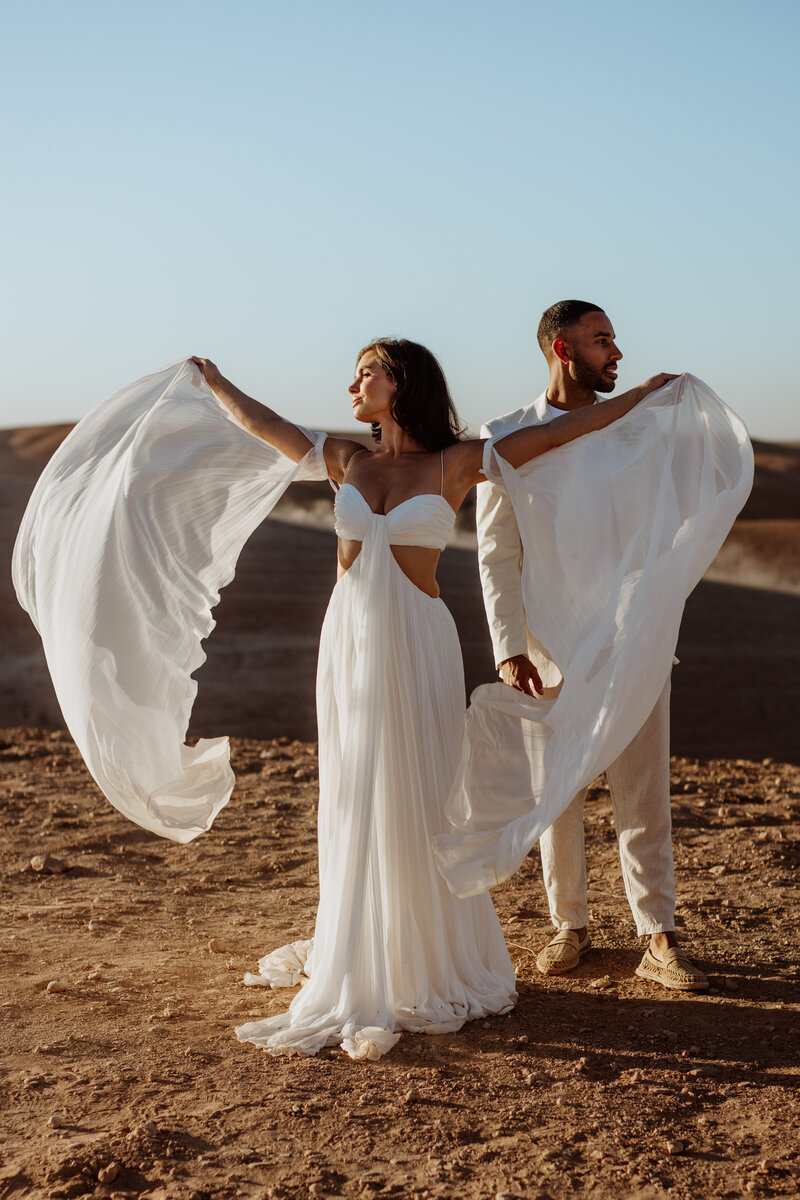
left=538, top=679, right=674, bottom=935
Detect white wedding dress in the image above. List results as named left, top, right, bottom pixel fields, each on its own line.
left=12, top=360, right=515, bottom=1061
left=235, top=481, right=516, bottom=1059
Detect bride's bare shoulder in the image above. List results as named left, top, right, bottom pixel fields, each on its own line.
left=443, top=437, right=485, bottom=481
left=444, top=436, right=484, bottom=458
left=324, top=436, right=370, bottom=484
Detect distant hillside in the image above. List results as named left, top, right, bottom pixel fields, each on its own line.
left=2, top=422, right=799, bottom=759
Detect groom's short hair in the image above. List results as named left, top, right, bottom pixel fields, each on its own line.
left=537, top=300, right=604, bottom=354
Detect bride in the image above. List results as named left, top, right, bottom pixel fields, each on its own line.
left=189, top=340, right=673, bottom=1061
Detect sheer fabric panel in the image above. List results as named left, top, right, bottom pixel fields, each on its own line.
left=13, top=360, right=328, bottom=842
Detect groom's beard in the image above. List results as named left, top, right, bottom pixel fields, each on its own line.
left=571, top=352, right=618, bottom=393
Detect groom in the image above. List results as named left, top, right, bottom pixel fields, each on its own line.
left=476, top=299, right=708, bottom=991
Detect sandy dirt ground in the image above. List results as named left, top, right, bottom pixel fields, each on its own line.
left=3, top=731, right=799, bottom=1200
left=2, top=426, right=799, bottom=1200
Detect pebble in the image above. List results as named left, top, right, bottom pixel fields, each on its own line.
left=524, top=1070, right=551, bottom=1086
left=666, top=1139, right=685, bottom=1155
left=758, top=1158, right=777, bottom=1172
left=46, top=1115, right=65, bottom=1128
left=97, top=1163, right=120, bottom=1183
left=207, top=938, right=227, bottom=953
left=590, top=975, right=613, bottom=989
left=45, top=981, right=69, bottom=994
left=30, top=854, right=67, bottom=874
left=130, top=1121, right=158, bottom=1138
left=403, top=1088, right=421, bottom=1103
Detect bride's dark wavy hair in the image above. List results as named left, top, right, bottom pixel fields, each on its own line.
left=358, top=338, right=465, bottom=452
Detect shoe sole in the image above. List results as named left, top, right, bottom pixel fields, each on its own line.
left=634, top=964, right=709, bottom=991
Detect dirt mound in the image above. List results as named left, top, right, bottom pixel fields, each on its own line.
left=741, top=440, right=800, bottom=520
left=2, top=424, right=799, bottom=762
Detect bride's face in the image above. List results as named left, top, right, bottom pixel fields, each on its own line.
left=349, top=353, right=396, bottom=424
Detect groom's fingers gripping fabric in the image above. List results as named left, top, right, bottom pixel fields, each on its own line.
left=499, top=654, right=544, bottom=698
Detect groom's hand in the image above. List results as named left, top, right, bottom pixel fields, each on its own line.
left=499, top=654, right=543, bottom=697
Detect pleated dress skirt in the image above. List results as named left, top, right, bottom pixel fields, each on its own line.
left=236, top=548, right=516, bottom=1060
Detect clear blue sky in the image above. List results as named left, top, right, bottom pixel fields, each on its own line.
left=3, top=0, right=798, bottom=439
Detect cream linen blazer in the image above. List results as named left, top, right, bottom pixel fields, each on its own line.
left=476, top=390, right=572, bottom=688
left=476, top=391, right=678, bottom=687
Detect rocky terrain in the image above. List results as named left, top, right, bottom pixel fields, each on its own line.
left=2, top=730, right=799, bottom=1200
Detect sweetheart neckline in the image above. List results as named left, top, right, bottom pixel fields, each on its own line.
left=339, top=482, right=458, bottom=520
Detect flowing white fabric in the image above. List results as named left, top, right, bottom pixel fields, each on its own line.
left=433, top=374, right=753, bottom=898
left=235, top=484, right=516, bottom=1059
left=243, top=939, right=314, bottom=988
left=12, top=359, right=328, bottom=843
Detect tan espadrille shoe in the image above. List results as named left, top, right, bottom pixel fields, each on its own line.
left=535, top=929, right=592, bottom=976
left=635, top=947, right=709, bottom=991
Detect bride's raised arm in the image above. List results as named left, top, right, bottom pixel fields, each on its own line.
left=446, top=373, right=678, bottom=495
left=192, top=358, right=363, bottom=482
left=493, top=372, right=678, bottom=469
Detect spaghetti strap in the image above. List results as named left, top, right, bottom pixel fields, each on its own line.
left=439, top=449, right=444, bottom=496
left=330, top=446, right=369, bottom=494
left=339, top=446, right=369, bottom=489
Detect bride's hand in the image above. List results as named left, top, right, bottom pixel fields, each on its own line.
left=638, top=372, right=680, bottom=400
left=191, top=357, right=225, bottom=391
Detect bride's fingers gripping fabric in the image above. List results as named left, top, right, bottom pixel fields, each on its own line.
left=644, top=372, right=680, bottom=396
left=190, top=357, right=218, bottom=383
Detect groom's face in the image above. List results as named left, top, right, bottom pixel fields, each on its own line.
left=563, top=311, right=622, bottom=393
